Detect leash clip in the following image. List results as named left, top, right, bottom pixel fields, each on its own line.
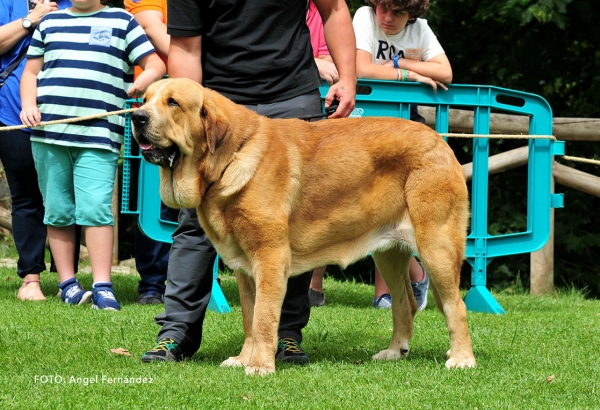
left=301, top=99, right=339, bottom=122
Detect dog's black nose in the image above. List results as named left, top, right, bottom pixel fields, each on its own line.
left=131, top=109, right=150, bottom=126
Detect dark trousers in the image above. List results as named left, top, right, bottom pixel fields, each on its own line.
left=135, top=204, right=178, bottom=294
left=0, top=124, right=79, bottom=277
left=154, top=89, right=322, bottom=353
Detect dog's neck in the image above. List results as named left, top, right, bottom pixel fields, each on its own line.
left=199, top=92, right=268, bottom=202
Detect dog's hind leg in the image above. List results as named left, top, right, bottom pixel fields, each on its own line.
left=371, top=246, right=416, bottom=361
left=221, top=270, right=256, bottom=369
left=416, top=228, right=476, bottom=369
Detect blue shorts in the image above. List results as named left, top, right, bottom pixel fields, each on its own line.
left=31, top=142, right=118, bottom=227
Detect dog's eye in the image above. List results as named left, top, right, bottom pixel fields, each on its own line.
left=168, top=98, right=179, bottom=107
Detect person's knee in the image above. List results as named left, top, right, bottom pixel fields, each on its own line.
left=76, top=200, right=114, bottom=226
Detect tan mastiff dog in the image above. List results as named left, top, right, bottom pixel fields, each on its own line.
left=131, top=78, right=476, bottom=375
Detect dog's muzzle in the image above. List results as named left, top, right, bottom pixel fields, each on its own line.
left=131, top=109, right=180, bottom=168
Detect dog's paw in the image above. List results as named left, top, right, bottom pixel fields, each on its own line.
left=245, top=364, right=275, bottom=376
left=372, top=348, right=409, bottom=361
left=220, top=356, right=245, bottom=368
left=445, top=355, right=476, bottom=369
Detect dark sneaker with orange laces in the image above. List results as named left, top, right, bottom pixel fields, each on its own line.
left=141, top=338, right=188, bottom=363
left=276, top=338, right=310, bottom=364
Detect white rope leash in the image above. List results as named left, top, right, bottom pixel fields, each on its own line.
left=1, top=110, right=597, bottom=166
left=0, top=108, right=137, bottom=132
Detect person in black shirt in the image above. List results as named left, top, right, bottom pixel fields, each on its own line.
left=141, top=0, right=356, bottom=364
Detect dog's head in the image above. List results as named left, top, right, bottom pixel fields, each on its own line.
left=131, top=78, right=229, bottom=208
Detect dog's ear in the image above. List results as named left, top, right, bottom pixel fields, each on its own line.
left=201, top=96, right=229, bottom=155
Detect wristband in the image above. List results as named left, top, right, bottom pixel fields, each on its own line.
left=397, top=68, right=408, bottom=82
left=392, top=54, right=401, bottom=69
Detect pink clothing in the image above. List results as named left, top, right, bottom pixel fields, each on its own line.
left=306, top=1, right=329, bottom=58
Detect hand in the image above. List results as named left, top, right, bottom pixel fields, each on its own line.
left=127, top=69, right=164, bottom=96
left=314, top=58, right=339, bottom=85
left=324, top=77, right=356, bottom=119
left=20, top=105, right=42, bottom=127
left=28, top=1, right=59, bottom=26
left=410, top=71, right=449, bottom=92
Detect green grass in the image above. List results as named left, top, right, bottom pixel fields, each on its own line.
left=1, top=264, right=599, bottom=409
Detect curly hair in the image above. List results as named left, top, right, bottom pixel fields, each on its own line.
left=366, top=0, right=430, bottom=25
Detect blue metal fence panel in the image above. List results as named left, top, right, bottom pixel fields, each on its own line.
left=122, top=79, right=561, bottom=314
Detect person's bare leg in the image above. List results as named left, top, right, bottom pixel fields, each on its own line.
left=48, top=225, right=76, bottom=283
left=17, top=273, right=46, bottom=301
left=85, top=226, right=113, bottom=283
left=374, top=266, right=389, bottom=298
left=409, top=258, right=425, bottom=282
left=309, top=266, right=326, bottom=292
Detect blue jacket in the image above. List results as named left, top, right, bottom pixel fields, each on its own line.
left=0, top=0, right=71, bottom=126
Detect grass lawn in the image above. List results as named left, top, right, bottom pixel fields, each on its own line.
left=1, top=248, right=599, bottom=409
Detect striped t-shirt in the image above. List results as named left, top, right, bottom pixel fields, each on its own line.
left=27, top=7, right=154, bottom=153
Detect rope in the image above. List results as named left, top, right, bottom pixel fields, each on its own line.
left=1, top=109, right=596, bottom=165
left=0, top=108, right=137, bottom=132
left=561, top=155, right=600, bottom=166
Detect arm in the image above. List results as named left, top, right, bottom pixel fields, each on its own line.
left=131, top=10, right=169, bottom=61
left=396, top=53, right=452, bottom=84
left=314, top=54, right=339, bottom=85
left=167, top=36, right=202, bottom=83
left=19, top=57, right=43, bottom=127
left=313, top=0, right=356, bottom=119
left=127, top=52, right=166, bottom=96
left=356, top=50, right=451, bottom=91
left=0, top=1, right=58, bottom=54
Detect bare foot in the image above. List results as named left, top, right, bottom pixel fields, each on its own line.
left=17, top=280, right=47, bottom=301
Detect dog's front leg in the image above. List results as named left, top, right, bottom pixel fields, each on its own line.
left=221, top=270, right=255, bottom=368
left=245, top=252, right=289, bottom=376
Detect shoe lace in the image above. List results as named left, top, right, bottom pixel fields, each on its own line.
left=279, top=338, right=303, bottom=353
left=150, top=338, right=178, bottom=352
left=64, top=285, right=82, bottom=299
left=96, top=289, right=116, bottom=300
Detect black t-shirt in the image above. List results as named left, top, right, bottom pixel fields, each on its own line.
left=167, top=0, right=322, bottom=104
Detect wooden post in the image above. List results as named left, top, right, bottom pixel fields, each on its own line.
left=530, top=175, right=555, bottom=295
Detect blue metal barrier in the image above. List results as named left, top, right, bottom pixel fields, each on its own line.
left=122, top=79, right=565, bottom=314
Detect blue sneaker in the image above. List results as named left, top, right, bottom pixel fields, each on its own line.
left=92, top=282, right=121, bottom=311
left=58, top=278, right=92, bottom=306
left=372, top=293, right=392, bottom=309
left=411, top=266, right=429, bottom=311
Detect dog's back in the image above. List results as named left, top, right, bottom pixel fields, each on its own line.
left=263, top=117, right=469, bottom=275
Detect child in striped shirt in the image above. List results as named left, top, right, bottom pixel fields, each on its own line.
left=20, top=0, right=165, bottom=310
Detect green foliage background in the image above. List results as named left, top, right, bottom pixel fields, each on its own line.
left=110, top=0, right=600, bottom=297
